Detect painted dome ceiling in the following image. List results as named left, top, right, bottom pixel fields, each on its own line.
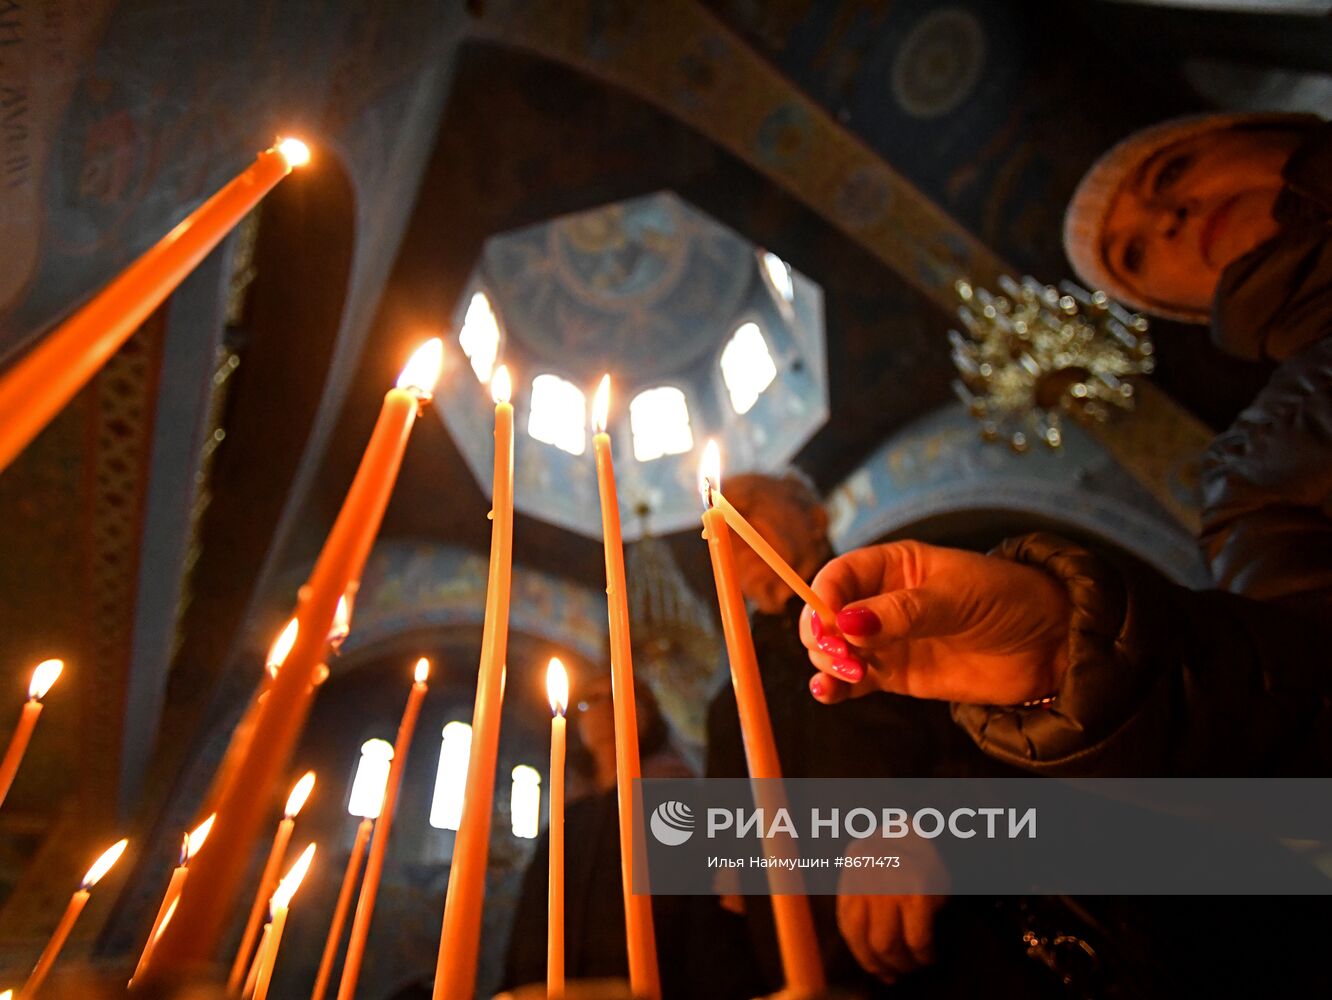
left=433, top=191, right=828, bottom=540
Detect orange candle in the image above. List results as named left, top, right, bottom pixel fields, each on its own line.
left=336, top=659, right=429, bottom=1000
left=546, top=658, right=569, bottom=1000
left=252, top=843, right=315, bottom=1000
left=0, top=139, right=310, bottom=474
left=699, top=442, right=825, bottom=996
left=0, top=659, right=62, bottom=808
left=130, top=814, right=215, bottom=984
left=589, top=375, right=661, bottom=1000
left=23, top=838, right=128, bottom=998
left=433, top=366, right=515, bottom=1000
left=227, top=772, right=314, bottom=993
left=152, top=339, right=442, bottom=975
left=242, top=923, right=271, bottom=1000
left=310, top=818, right=373, bottom=1000
left=708, top=489, right=837, bottom=627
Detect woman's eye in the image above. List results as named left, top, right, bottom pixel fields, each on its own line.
left=1153, top=155, right=1192, bottom=194
left=1122, top=239, right=1144, bottom=274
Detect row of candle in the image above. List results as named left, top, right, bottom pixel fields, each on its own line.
left=0, top=134, right=830, bottom=997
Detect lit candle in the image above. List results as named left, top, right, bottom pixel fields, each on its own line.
left=130, top=813, right=215, bottom=984
left=706, top=483, right=837, bottom=627
left=252, top=842, right=316, bottom=1000
left=699, top=441, right=826, bottom=995
left=154, top=339, right=442, bottom=974
left=309, top=818, right=372, bottom=1000
left=22, top=838, right=128, bottom=998
left=0, top=139, right=311, bottom=474
left=546, top=658, right=569, bottom=1000
left=242, top=923, right=271, bottom=1000
left=227, top=771, right=315, bottom=994
left=0, top=659, right=62, bottom=808
left=336, top=658, right=430, bottom=1000
left=433, top=365, right=515, bottom=1000
left=589, top=375, right=661, bottom=999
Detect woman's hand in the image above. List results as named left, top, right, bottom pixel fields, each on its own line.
left=800, top=541, right=1071, bottom=706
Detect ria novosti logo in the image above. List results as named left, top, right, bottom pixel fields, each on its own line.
left=649, top=800, right=695, bottom=846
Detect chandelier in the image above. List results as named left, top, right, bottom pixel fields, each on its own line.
left=949, top=275, right=1154, bottom=452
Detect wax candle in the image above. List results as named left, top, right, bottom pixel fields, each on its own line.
left=589, top=375, right=661, bottom=999
left=546, top=658, right=569, bottom=1000
left=707, top=488, right=837, bottom=627
left=22, top=838, right=127, bottom=998
left=433, top=366, right=515, bottom=1000
left=0, top=659, right=62, bottom=809
left=130, top=814, right=214, bottom=984
left=0, top=140, right=310, bottom=474
left=310, top=817, right=372, bottom=1000
left=699, top=442, right=825, bottom=995
left=152, top=339, right=442, bottom=974
left=336, top=659, right=429, bottom=1000
left=243, top=923, right=271, bottom=1000
left=252, top=843, right=315, bottom=1000
left=227, top=772, right=315, bottom=994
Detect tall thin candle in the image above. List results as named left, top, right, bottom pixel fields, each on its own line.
left=252, top=843, right=315, bottom=1000
left=0, top=139, right=310, bottom=474
left=309, top=818, right=372, bottom=1000
left=22, top=838, right=127, bottom=998
left=336, top=659, right=429, bottom=1000
left=130, top=814, right=214, bottom=984
left=546, top=658, right=569, bottom=1000
left=0, top=659, right=62, bottom=808
left=589, top=375, right=660, bottom=999
left=151, top=339, right=442, bottom=975
left=699, top=441, right=825, bottom=995
left=433, top=366, right=515, bottom=1000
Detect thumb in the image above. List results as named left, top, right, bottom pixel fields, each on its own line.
left=838, top=587, right=961, bottom=647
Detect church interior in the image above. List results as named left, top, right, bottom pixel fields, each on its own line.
left=0, top=1, right=1330, bottom=998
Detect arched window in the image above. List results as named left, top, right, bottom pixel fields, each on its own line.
left=759, top=250, right=795, bottom=305
left=429, top=722, right=472, bottom=831
left=720, top=321, right=777, bottom=415
left=629, top=386, right=694, bottom=462
left=458, top=291, right=501, bottom=383
left=348, top=739, right=394, bottom=819
left=510, top=764, right=542, bottom=839
left=528, top=374, right=587, bottom=456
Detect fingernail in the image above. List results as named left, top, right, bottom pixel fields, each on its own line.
left=831, top=656, right=865, bottom=683
left=811, top=611, right=825, bottom=640
left=817, top=636, right=848, bottom=658
left=837, top=607, right=882, bottom=637
left=809, top=674, right=828, bottom=698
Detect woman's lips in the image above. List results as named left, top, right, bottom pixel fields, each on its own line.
left=1199, top=193, right=1242, bottom=267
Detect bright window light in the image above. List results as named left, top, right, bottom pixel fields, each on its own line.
left=429, top=722, right=472, bottom=831
left=459, top=291, right=501, bottom=383
left=528, top=374, right=587, bottom=456
left=720, top=322, right=778, bottom=415
left=510, top=764, right=541, bottom=839
left=760, top=251, right=794, bottom=304
left=348, top=739, right=394, bottom=819
left=629, top=386, right=694, bottom=462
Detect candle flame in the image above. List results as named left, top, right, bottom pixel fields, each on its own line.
left=28, top=659, right=63, bottom=700
left=285, top=771, right=316, bottom=818
left=698, top=439, right=722, bottom=508
left=396, top=337, right=445, bottom=400
left=275, top=138, right=311, bottom=168
left=82, top=838, right=129, bottom=889
left=414, top=657, right=430, bottom=684
left=328, top=592, right=353, bottom=649
left=266, top=618, right=299, bottom=677
left=490, top=364, right=512, bottom=405
left=185, top=814, right=216, bottom=862
left=546, top=657, right=569, bottom=717
left=592, top=375, right=611, bottom=433
left=2, top=988, right=13, bottom=999
left=271, top=842, right=316, bottom=912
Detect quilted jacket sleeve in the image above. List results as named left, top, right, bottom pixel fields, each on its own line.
left=951, top=533, right=1332, bottom=776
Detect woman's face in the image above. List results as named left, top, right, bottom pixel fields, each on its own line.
left=1097, top=128, right=1300, bottom=315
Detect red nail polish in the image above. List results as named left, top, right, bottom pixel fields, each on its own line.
left=809, top=674, right=827, bottom=698
left=832, top=656, right=865, bottom=683
left=837, top=607, right=882, bottom=637
left=817, top=636, right=849, bottom=658
left=811, top=611, right=825, bottom=640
